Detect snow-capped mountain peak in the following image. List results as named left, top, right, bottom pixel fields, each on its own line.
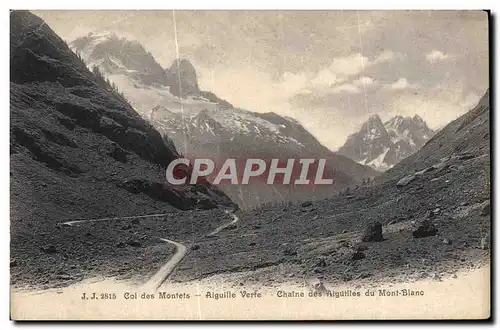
left=337, top=114, right=435, bottom=171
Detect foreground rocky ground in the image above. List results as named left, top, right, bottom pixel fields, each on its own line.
left=10, top=208, right=231, bottom=290
left=172, top=152, right=490, bottom=286
left=11, top=147, right=490, bottom=290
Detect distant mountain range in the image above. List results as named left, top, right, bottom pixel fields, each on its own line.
left=71, top=32, right=378, bottom=208
left=337, top=114, right=435, bottom=171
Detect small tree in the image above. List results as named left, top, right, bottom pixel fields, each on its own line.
left=92, top=65, right=104, bottom=81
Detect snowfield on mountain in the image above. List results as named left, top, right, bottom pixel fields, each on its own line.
left=338, top=114, right=435, bottom=171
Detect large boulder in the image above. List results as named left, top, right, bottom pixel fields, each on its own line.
left=351, top=251, right=366, bottom=261
left=412, top=220, right=438, bottom=238
left=361, top=221, right=384, bottom=242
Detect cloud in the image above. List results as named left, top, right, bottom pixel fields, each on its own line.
left=425, top=50, right=451, bottom=63
left=300, top=51, right=398, bottom=93
left=279, top=71, right=310, bottom=95
left=328, top=53, right=368, bottom=77
left=331, top=83, right=361, bottom=94
left=327, top=50, right=399, bottom=79
left=385, top=77, right=418, bottom=90
left=289, top=50, right=393, bottom=93
left=352, top=76, right=377, bottom=87
left=310, top=68, right=343, bottom=88
left=329, top=76, right=378, bottom=94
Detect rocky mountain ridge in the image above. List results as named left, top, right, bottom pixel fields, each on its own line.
left=71, top=31, right=378, bottom=208
left=337, top=114, right=434, bottom=171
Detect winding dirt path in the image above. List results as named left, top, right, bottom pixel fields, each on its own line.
left=207, top=210, right=239, bottom=237
left=59, top=209, right=239, bottom=291
left=142, top=238, right=188, bottom=291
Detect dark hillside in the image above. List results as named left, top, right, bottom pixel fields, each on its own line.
left=10, top=10, right=235, bottom=289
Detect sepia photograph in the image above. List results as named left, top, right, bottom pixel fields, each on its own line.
left=9, top=8, right=491, bottom=320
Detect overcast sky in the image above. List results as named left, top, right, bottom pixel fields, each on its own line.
left=35, top=10, right=489, bottom=150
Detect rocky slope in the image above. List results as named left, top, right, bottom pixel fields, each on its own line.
left=71, top=32, right=377, bottom=208
left=338, top=114, right=434, bottom=171
left=169, top=89, right=490, bottom=286
left=10, top=11, right=235, bottom=289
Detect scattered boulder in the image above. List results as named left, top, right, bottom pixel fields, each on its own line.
left=121, top=224, right=132, bottom=230
left=361, top=221, right=384, bottom=242
left=283, top=246, right=297, bottom=256
left=456, top=153, right=475, bottom=160
left=116, top=242, right=126, bottom=248
left=480, top=202, right=490, bottom=216
left=301, top=201, right=312, bottom=208
left=337, top=240, right=349, bottom=248
left=442, top=238, right=452, bottom=245
left=127, top=240, right=142, bottom=248
left=191, top=244, right=200, bottom=251
left=396, top=175, right=416, bottom=187
left=412, top=220, right=438, bottom=238
left=40, top=244, right=57, bottom=254
left=351, top=251, right=366, bottom=261
left=131, top=218, right=140, bottom=225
